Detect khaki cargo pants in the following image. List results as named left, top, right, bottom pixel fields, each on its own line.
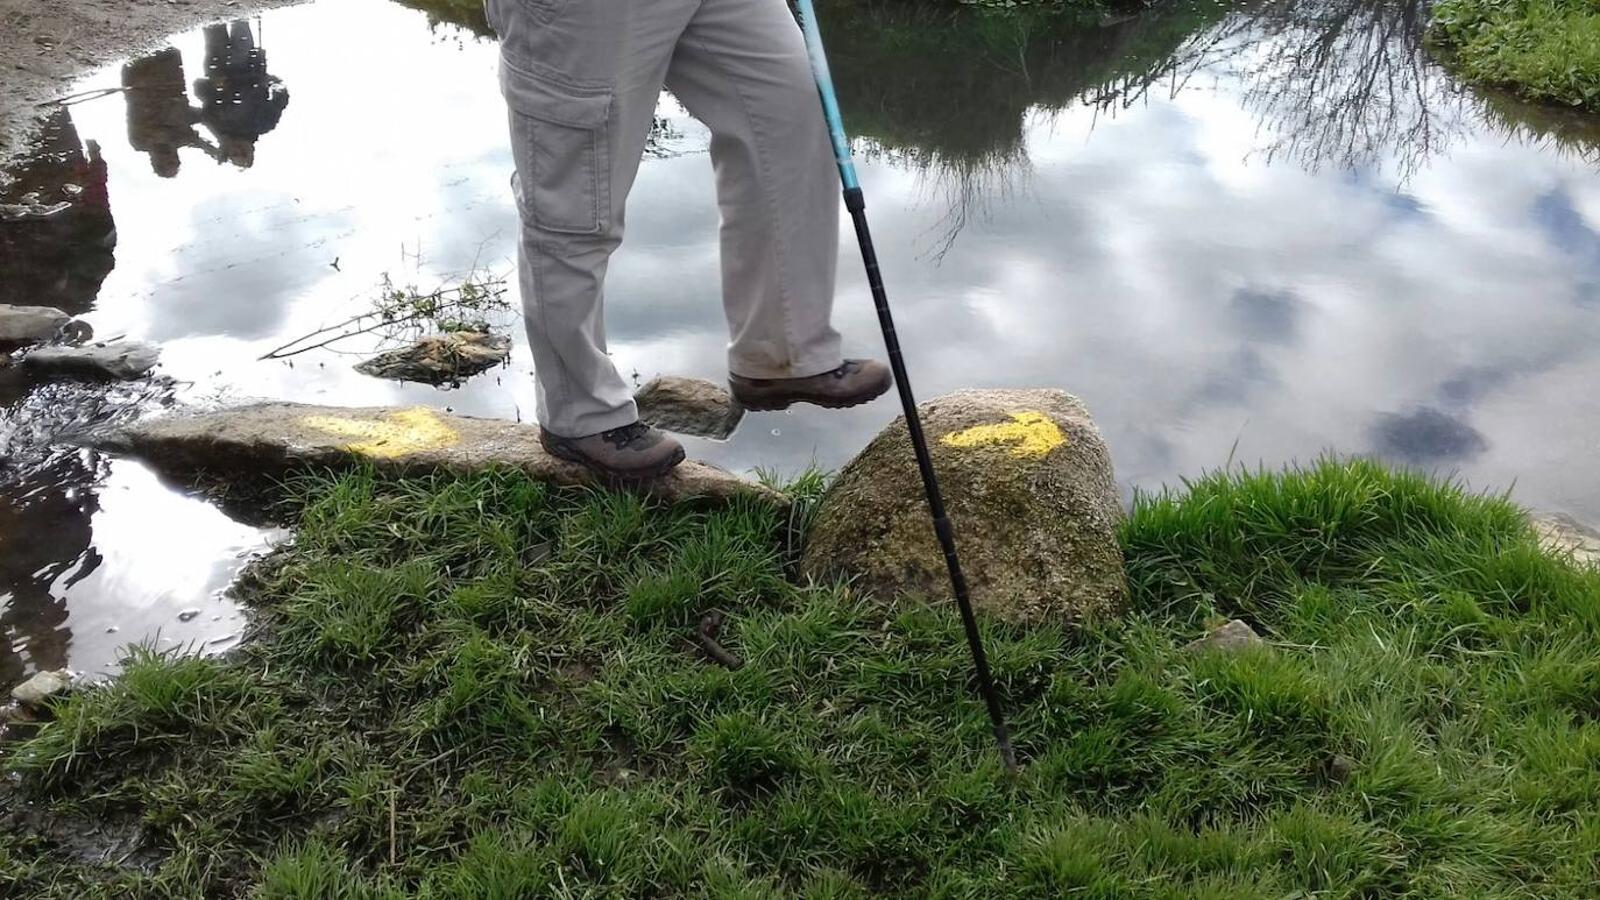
left=486, top=0, right=844, bottom=438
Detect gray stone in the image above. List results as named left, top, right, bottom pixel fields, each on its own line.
left=24, top=339, right=160, bottom=379
left=1326, top=753, right=1357, bottom=782
left=12, top=669, right=73, bottom=707
left=634, top=375, right=745, bottom=440
left=801, top=388, right=1125, bottom=624
left=1532, top=514, right=1600, bottom=568
left=0, top=200, right=72, bottom=223
left=354, top=332, right=511, bottom=385
left=1184, top=619, right=1264, bottom=653
left=91, top=402, right=783, bottom=506
left=0, top=304, right=70, bottom=346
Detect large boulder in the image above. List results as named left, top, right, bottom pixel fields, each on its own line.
left=802, top=389, right=1125, bottom=624
left=91, top=402, right=781, bottom=506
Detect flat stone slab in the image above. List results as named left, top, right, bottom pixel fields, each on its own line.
left=0, top=303, right=70, bottom=346
left=24, top=339, right=160, bottom=379
left=92, top=402, right=783, bottom=505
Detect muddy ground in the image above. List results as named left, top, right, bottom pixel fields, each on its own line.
left=0, top=0, right=304, bottom=181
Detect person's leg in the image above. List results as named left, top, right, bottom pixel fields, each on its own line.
left=663, top=0, right=845, bottom=382
left=491, top=0, right=692, bottom=438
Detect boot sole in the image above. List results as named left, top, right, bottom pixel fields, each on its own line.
left=540, top=437, right=687, bottom=483
left=731, top=375, right=895, bottom=413
left=735, top=393, right=881, bottom=412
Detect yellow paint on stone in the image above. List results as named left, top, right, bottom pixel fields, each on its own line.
left=301, top=407, right=460, bottom=459
left=940, top=410, right=1066, bottom=459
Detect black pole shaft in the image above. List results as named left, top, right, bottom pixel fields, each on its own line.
left=843, top=187, right=1018, bottom=775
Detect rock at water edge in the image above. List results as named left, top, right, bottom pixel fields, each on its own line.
left=0, top=303, right=70, bottom=346
left=354, top=332, right=511, bottom=385
left=91, top=402, right=784, bottom=507
left=12, top=669, right=73, bottom=707
left=801, top=388, right=1126, bottom=624
left=1533, top=513, right=1600, bottom=568
left=24, top=339, right=160, bottom=379
left=634, top=376, right=745, bottom=440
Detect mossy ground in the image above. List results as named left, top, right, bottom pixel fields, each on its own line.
left=1431, top=0, right=1600, bottom=110
left=3, top=459, right=1599, bottom=897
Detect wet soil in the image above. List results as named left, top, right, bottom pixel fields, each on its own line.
left=0, top=0, right=304, bottom=179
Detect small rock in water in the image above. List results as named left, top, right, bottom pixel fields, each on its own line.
left=1184, top=619, right=1264, bottom=653
left=0, top=304, right=71, bottom=347
left=24, top=339, right=160, bottom=380
left=634, top=375, right=744, bottom=440
left=177, top=609, right=201, bottom=622
left=354, top=332, right=510, bottom=386
left=11, top=669, right=74, bottom=707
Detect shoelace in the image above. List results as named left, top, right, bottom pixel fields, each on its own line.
left=602, top=421, right=653, bottom=448
left=832, top=360, right=860, bottom=379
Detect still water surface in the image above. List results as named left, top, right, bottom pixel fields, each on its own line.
left=2, top=0, right=1598, bottom=686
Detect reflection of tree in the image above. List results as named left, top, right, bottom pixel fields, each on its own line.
left=0, top=108, right=117, bottom=316
left=815, top=0, right=1599, bottom=242
left=0, top=379, right=169, bottom=686
left=393, top=0, right=493, bottom=37
left=1205, top=0, right=1469, bottom=177
left=821, top=1, right=1225, bottom=170
left=817, top=0, right=1228, bottom=255
left=0, top=453, right=104, bottom=687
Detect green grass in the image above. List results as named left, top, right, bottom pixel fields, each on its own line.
left=3, top=459, right=1599, bottom=896
left=1431, top=0, right=1600, bottom=110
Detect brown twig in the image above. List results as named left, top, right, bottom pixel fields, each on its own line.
left=690, top=610, right=744, bottom=669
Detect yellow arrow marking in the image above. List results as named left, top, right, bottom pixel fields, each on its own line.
left=940, top=410, right=1066, bottom=459
left=301, top=407, right=460, bottom=459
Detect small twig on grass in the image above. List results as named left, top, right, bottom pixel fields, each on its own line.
left=690, top=610, right=744, bottom=669
left=389, top=789, right=398, bottom=866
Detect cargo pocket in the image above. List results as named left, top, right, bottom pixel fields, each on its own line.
left=502, top=59, right=612, bottom=236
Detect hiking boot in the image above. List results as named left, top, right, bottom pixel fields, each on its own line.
left=728, top=359, right=893, bottom=411
left=539, top=421, right=686, bottom=480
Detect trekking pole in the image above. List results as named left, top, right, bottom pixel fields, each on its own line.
left=793, top=0, right=1018, bottom=775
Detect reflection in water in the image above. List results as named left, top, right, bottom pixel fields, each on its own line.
left=1372, top=407, right=1489, bottom=464
left=194, top=21, right=290, bottom=169
left=0, top=108, right=117, bottom=314
left=0, top=453, right=104, bottom=687
left=824, top=0, right=1599, bottom=201
left=123, top=48, right=211, bottom=178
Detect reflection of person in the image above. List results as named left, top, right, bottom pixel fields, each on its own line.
left=487, top=0, right=892, bottom=479
left=193, top=21, right=290, bottom=169
left=122, top=48, right=213, bottom=178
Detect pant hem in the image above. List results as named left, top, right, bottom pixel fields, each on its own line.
left=540, top=401, right=640, bottom=440
left=728, top=352, right=844, bottom=381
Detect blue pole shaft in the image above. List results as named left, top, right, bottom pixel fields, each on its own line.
left=793, top=0, right=1018, bottom=775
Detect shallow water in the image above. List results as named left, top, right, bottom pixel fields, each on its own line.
left=2, top=0, right=1598, bottom=686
